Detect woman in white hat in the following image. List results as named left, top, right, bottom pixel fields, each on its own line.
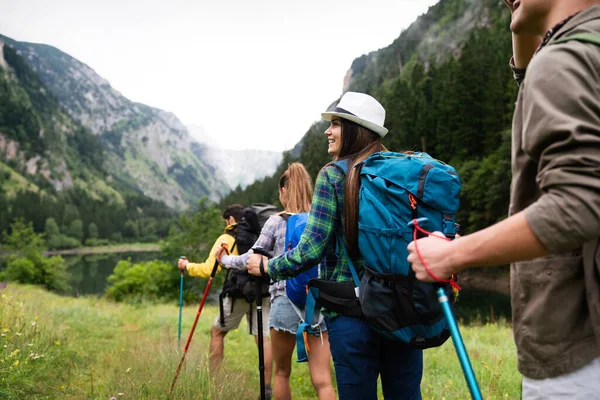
left=248, top=92, right=423, bottom=399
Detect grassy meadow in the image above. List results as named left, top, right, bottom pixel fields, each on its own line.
left=1, top=284, right=521, bottom=399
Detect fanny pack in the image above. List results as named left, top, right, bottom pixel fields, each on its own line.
left=307, top=279, right=363, bottom=319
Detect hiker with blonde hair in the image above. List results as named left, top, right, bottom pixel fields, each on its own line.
left=217, top=163, right=335, bottom=400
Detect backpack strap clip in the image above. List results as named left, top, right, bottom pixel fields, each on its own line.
left=295, top=286, right=323, bottom=363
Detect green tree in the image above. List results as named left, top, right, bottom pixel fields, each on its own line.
left=0, top=192, right=10, bottom=242
left=161, top=197, right=223, bottom=262
left=61, top=204, right=80, bottom=229
left=123, top=220, right=139, bottom=239
left=66, top=219, right=84, bottom=241
left=44, top=217, right=60, bottom=236
left=88, top=222, right=98, bottom=239
left=3, top=218, right=45, bottom=253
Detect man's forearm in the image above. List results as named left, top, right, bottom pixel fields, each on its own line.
left=452, top=212, right=548, bottom=271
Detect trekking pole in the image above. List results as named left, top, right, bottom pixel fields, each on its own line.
left=168, top=258, right=220, bottom=396
left=253, top=249, right=272, bottom=400
left=255, top=275, right=266, bottom=400
left=178, top=256, right=186, bottom=348
left=436, top=286, right=482, bottom=400
left=408, top=218, right=482, bottom=399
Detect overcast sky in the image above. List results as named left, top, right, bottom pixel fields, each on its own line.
left=1, top=0, right=440, bottom=151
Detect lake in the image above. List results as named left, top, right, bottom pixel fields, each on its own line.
left=64, top=251, right=165, bottom=296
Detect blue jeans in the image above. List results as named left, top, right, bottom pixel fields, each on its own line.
left=325, top=315, right=423, bottom=400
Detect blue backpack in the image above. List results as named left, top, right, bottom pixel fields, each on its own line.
left=333, top=151, right=461, bottom=348
left=283, top=213, right=319, bottom=308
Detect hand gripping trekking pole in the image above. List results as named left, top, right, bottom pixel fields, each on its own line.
left=178, top=256, right=186, bottom=348
left=169, top=257, right=220, bottom=396
left=408, top=218, right=482, bottom=399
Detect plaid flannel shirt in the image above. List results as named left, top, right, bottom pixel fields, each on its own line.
left=268, top=163, right=365, bottom=283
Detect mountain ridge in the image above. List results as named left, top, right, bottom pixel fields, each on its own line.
left=0, top=33, right=231, bottom=209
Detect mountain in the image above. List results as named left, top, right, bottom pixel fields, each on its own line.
left=220, top=0, right=516, bottom=241
left=0, top=37, right=183, bottom=243
left=342, top=0, right=496, bottom=94
left=0, top=33, right=228, bottom=209
left=1, top=39, right=105, bottom=195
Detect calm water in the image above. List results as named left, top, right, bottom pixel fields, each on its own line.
left=64, top=251, right=165, bottom=297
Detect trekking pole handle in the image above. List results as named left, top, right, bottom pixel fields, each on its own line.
left=179, top=256, right=187, bottom=275
left=252, top=247, right=273, bottom=281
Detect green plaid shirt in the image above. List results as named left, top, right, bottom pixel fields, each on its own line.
left=268, top=163, right=365, bottom=283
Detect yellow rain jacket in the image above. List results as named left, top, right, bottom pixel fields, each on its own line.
left=186, top=224, right=239, bottom=279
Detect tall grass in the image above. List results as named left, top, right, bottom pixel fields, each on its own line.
left=1, top=284, right=521, bottom=399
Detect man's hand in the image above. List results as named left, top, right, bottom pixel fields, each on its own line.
left=407, top=232, right=459, bottom=282
left=177, top=257, right=188, bottom=272
left=247, top=253, right=268, bottom=277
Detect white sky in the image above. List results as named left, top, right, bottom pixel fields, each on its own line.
left=1, top=0, right=439, bottom=151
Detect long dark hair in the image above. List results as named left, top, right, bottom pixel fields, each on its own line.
left=336, top=118, right=386, bottom=259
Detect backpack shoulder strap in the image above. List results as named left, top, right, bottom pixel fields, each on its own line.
left=336, top=235, right=361, bottom=293
left=279, top=211, right=292, bottom=222
left=224, top=229, right=237, bottom=254
left=552, top=32, right=600, bottom=46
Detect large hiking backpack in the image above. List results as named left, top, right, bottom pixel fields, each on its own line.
left=281, top=213, right=319, bottom=308
left=235, top=203, right=279, bottom=254
left=333, top=151, right=462, bottom=349
left=219, top=203, right=278, bottom=326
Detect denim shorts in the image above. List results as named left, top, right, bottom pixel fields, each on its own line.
left=268, top=295, right=327, bottom=334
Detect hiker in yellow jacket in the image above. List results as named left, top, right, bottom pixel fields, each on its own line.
left=182, top=223, right=238, bottom=279
left=177, top=204, right=273, bottom=397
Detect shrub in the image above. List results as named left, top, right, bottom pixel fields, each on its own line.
left=46, top=234, right=81, bottom=249
left=1, top=219, right=71, bottom=293
left=84, top=238, right=111, bottom=247
left=110, top=232, right=123, bottom=243
left=1, top=257, right=38, bottom=283
left=40, top=256, right=71, bottom=293
left=105, top=259, right=180, bottom=303
left=0, top=255, right=70, bottom=294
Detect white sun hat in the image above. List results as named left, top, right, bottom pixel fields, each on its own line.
left=321, top=92, right=388, bottom=138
